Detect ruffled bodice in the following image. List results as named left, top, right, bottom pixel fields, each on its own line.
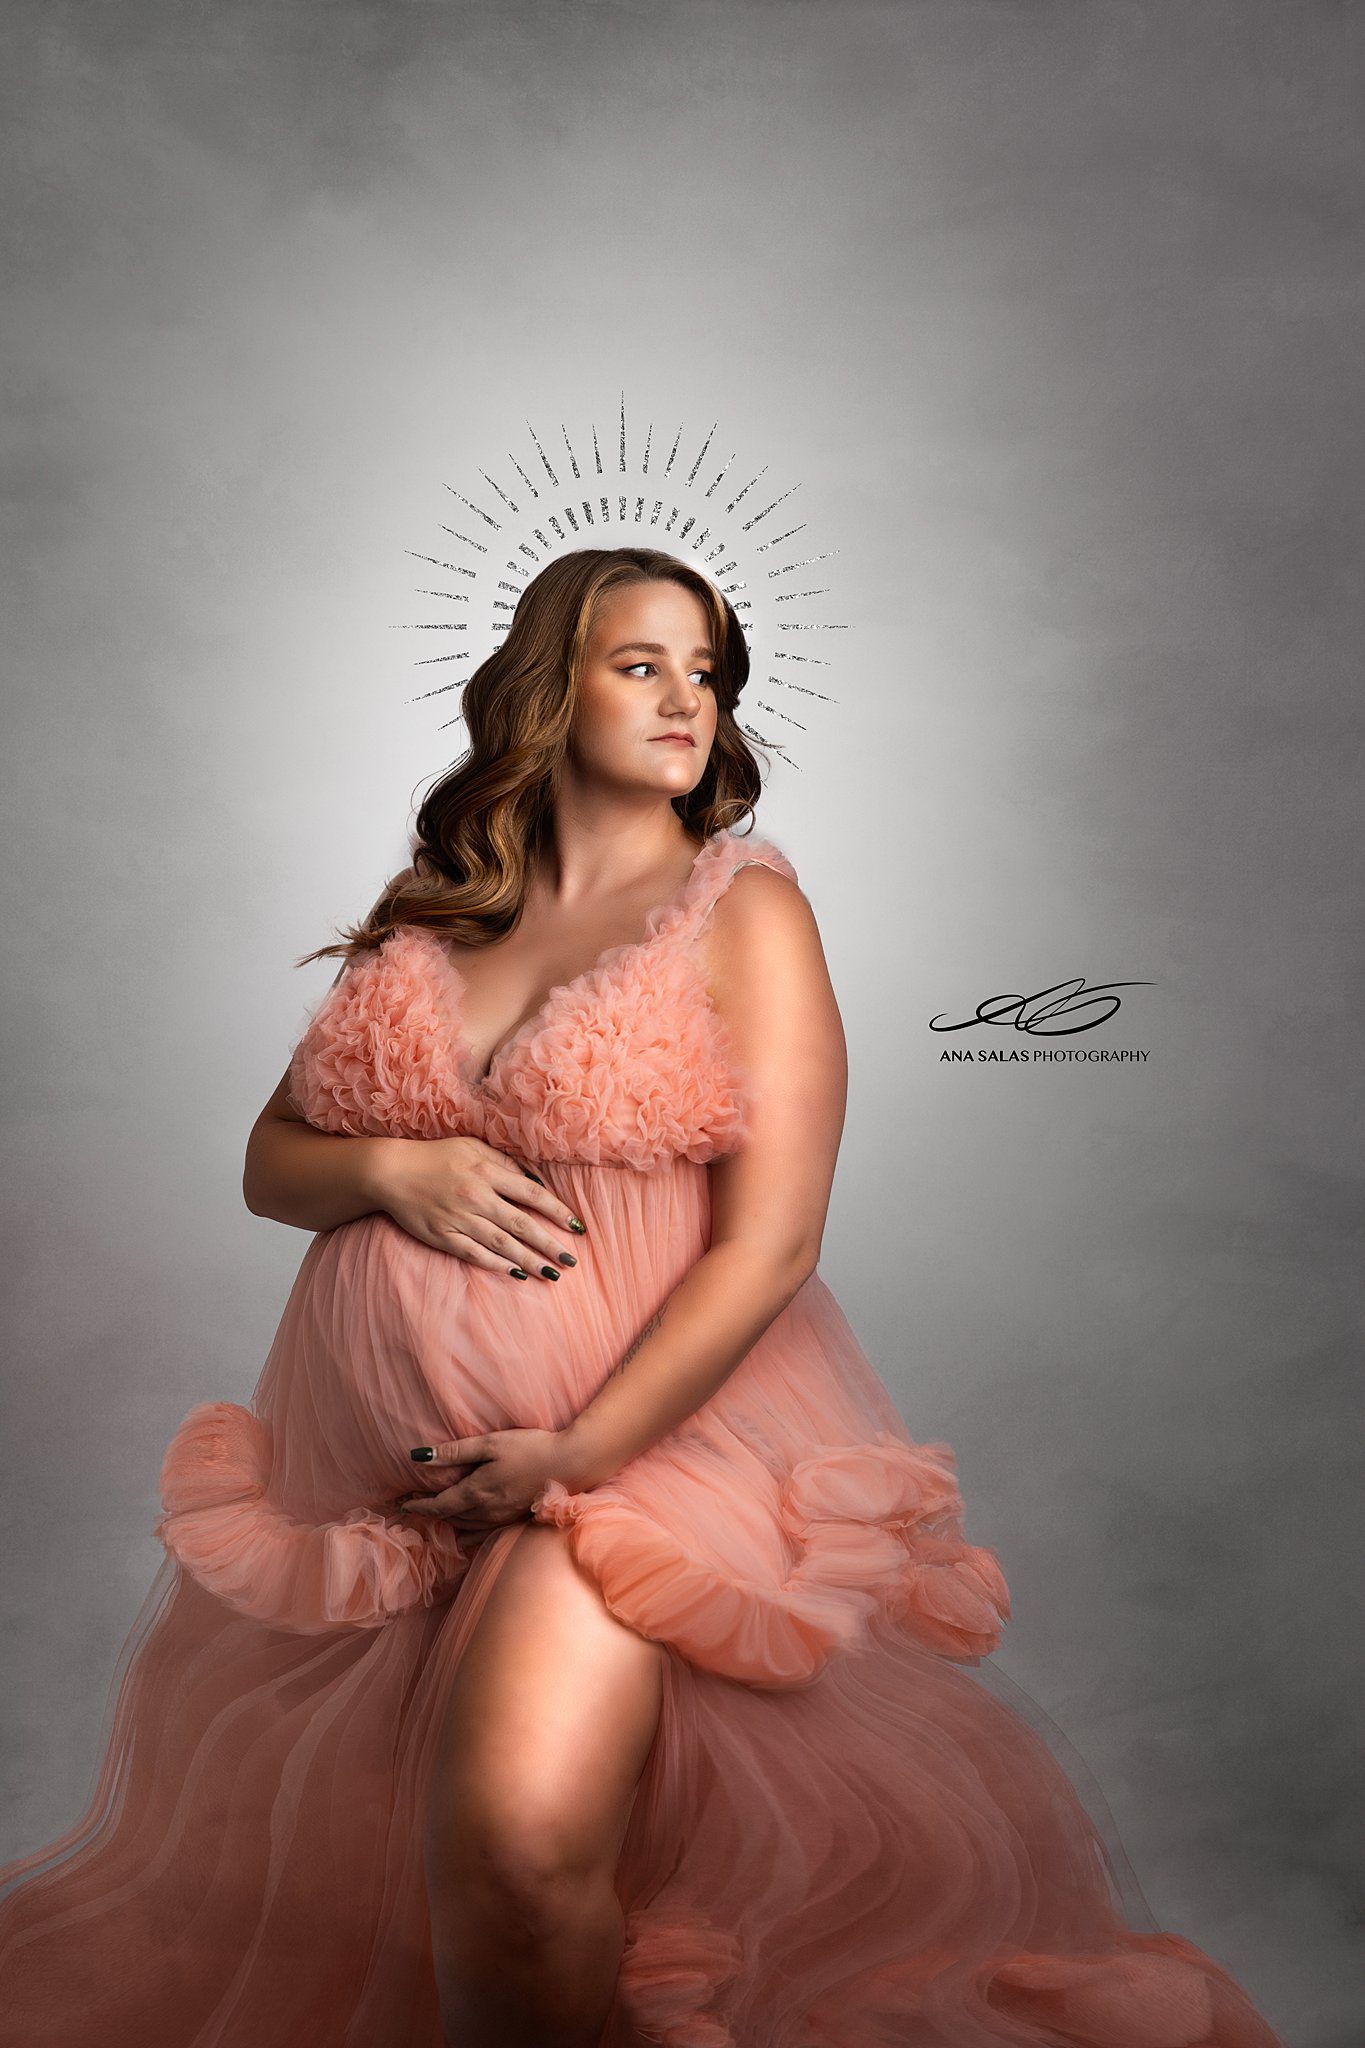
left=284, top=827, right=790, bottom=1169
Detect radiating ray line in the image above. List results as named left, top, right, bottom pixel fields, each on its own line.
left=725, top=466, right=767, bottom=512
left=561, top=424, right=581, bottom=479
left=772, top=650, right=830, bottom=664
left=564, top=505, right=580, bottom=531
left=525, top=420, right=559, bottom=487
left=407, top=677, right=468, bottom=699
left=742, top=484, right=800, bottom=532
left=767, top=675, right=838, bottom=700
left=767, top=551, right=835, bottom=577
left=686, top=422, right=717, bottom=487
left=592, top=423, right=603, bottom=475
left=413, top=588, right=470, bottom=601
left=507, top=452, right=539, bottom=499
left=582, top=499, right=595, bottom=524
left=391, top=622, right=468, bottom=631
left=642, top=423, right=653, bottom=472
left=664, top=424, right=683, bottom=476
left=704, top=454, right=736, bottom=499
left=444, top=489, right=500, bottom=531
left=548, top=514, right=566, bottom=540
left=739, top=721, right=799, bottom=766
left=496, top=579, right=524, bottom=594
left=756, top=700, right=809, bottom=729
left=406, top=551, right=477, bottom=579
left=618, top=495, right=627, bottom=519
left=753, top=523, right=806, bottom=554
left=773, top=588, right=830, bottom=601
left=634, top=496, right=644, bottom=522
left=413, top=652, right=473, bottom=667
left=777, top=622, right=849, bottom=630
left=601, top=496, right=610, bottom=521
left=440, top=525, right=491, bottom=555
left=479, top=469, right=520, bottom=514
left=678, top=515, right=695, bottom=540
left=619, top=392, right=627, bottom=472
left=650, top=500, right=662, bottom=525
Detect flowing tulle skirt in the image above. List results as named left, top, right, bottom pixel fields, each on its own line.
left=0, top=1158, right=1283, bottom=2046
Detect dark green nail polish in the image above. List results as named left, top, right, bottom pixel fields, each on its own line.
left=539, top=1265, right=560, bottom=1281
left=522, top=1169, right=545, bottom=1185
left=568, top=1218, right=586, bottom=1235
left=410, top=1447, right=434, bottom=1462
left=557, top=1251, right=577, bottom=1266
left=510, top=1266, right=530, bottom=1280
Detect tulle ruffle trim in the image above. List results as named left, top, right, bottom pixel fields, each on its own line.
left=156, top=1401, right=468, bottom=1633
left=531, top=1432, right=1011, bottom=1688
left=619, top=1912, right=1267, bottom=2048
left=616, top=1902, right=746, bottom=2047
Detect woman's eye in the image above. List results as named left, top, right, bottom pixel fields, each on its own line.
left=622, top=664, right=714, bottom=687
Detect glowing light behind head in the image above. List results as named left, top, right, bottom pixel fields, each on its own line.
left=395, top=393, right=849, bottom=771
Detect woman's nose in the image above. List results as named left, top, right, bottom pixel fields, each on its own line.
left=659, top=671, right=703, bottom=709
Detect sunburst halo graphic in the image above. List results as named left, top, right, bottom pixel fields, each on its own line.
left=395, top=393, right=849, bottom=770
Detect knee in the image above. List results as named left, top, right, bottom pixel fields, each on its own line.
left=430, top=1793, right=613, bottom=1931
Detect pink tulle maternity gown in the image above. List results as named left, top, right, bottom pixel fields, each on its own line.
left=0, top=828, right=1283, bottom=2047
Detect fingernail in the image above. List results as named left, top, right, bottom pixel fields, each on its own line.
left=410, top=1447, right=435, bottom=1462
left=522, top=1170, right=545, bottom=1185
left=556, top=1251, right=577, bottom=1266
left=539, top=1265, right=560, bottom=1281
left=568, top=1218, right=587, bottom=1235
left=510, top=1266, right=530, bottom=1279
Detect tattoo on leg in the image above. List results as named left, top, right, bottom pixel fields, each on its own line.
left=613, top=1306, right=666, bottom=1377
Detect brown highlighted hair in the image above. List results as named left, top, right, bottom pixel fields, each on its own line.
left=299, top=547, right=765, bottom=967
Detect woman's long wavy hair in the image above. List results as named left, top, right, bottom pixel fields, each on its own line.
left=299, top=547, right=765, bottom=967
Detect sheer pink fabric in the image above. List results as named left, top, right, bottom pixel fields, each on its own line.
left=0, top=830, right=1283, bottom=2046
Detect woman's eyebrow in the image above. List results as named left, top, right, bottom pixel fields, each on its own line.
left=606, top=641, right=716, bottom=659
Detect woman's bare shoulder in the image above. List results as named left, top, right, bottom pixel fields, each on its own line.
left=699, top=860, right=839, bottom=1036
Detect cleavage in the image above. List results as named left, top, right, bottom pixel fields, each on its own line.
left=450, top=913, right=652, bottom=1084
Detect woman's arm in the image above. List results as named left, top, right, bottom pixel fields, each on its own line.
left=242, top=1066, right=402, bottom=1232
left=555, top=862, right=848, bottom=1488
left=243, top=884, right=586, bottom=1267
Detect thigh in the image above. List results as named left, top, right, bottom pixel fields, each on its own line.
left=426, top=1521, right=665, bottom=1882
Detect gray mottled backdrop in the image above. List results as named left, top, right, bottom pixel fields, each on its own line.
left=2, top=3, right=1360, bottom=2041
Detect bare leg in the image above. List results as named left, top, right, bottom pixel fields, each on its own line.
left=424, top=1521, right=665, bottom=2048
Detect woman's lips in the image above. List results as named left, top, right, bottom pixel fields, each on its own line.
left=651, top=735, right=695, bottom=746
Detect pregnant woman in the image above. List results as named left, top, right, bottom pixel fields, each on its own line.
left=0, top=546, right=1283, bottom=2047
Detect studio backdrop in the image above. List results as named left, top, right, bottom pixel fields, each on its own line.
left=2, top=5, right=1360, bottom=2044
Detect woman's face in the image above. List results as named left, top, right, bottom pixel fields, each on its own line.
left=570, top=579, right=719, bottom=798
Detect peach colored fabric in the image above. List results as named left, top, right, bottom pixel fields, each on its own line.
left=0, top=830, right=1283, bottom=2046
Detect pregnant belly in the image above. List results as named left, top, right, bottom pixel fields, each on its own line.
left=256, top=1163, right=711, bottom=1519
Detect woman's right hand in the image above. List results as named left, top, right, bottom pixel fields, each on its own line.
left=372, top=1134, right=586, bottom=1281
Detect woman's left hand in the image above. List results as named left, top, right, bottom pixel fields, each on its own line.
left=395, top=1428, right=573, bottom=1529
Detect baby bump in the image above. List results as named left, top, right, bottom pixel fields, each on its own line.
left=251, top=1216, right=579, bottom=1515
left=258, top=1177, right=707, bottom=1517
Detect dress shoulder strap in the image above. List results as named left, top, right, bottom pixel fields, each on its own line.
left=663, top=829, right=802, bottom=947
